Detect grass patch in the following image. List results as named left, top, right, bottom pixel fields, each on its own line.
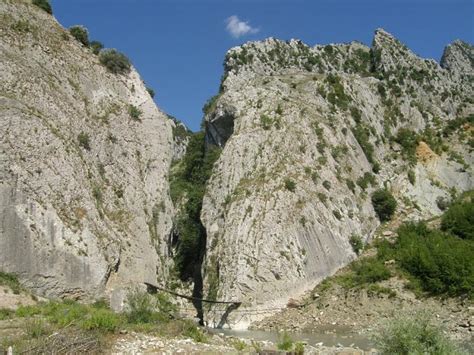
left=372, top=312, right=464, bottom=354
left=0, top=271, right=23, bottom=294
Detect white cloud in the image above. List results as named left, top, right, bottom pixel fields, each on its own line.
left=225, top=15, right=259, bottom=38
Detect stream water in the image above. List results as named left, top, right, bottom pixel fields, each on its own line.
left=209, top=325, right=374, bottom=350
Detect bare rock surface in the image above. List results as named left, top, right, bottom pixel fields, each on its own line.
left=0, top=0, right=174, bottom=303
left=201, top=29, right=473, bottom=327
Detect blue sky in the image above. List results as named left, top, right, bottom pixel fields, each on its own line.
left=52, top=0, right=473, bottom=131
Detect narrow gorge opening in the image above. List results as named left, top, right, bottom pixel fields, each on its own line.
left=169, top=131, right=222, bottom=323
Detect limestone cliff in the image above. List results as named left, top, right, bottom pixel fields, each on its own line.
left=0, top=0, right=174, bottom=304
left=201, top=30, right=473, bottom=327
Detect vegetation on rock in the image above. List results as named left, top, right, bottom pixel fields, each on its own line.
left=170, top=132, right=221, bottom=281
left=371, top=189, right=397, bottom=222
left=69, top=25, right=89, bottom=46
left=373, top=312, right=463, bottom=355
left=99, top=49, right=132, bottom=75
left=32, top=0, right=52, bottom=14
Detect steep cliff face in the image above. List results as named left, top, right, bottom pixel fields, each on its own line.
left=201, top=30, right=473, bottom=327
left=0, top=0, right=174, bottom=303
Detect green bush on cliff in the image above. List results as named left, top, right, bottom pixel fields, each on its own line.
left=371, top=189, right=397, bottom=222
left=90, top=41, right=104, bottom=55
left=32, top=0, right=52, bottom=14
left=99, top=49, right=131, bottom=75
left=440, top=199, right=474, bottom=240
left=170, top=132, right=221, bottom=280
left=377, top=221, right=474, bottom=299
left=69, top=26, right=89, bottom=46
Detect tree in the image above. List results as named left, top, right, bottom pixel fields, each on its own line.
left=371, top=189, right=397, bottom=222
left=99, top=49, right=131, bottom=75
left=32, top=0, right=52, bottom=14
left=69, top=26, right=89, bottom=46
left=90, top=41, right=104, bottom=55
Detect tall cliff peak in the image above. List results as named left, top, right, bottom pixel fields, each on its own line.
left=202, top=28, right=473, bottom=327
left=0, top=0, right=174, bottom=304
left=441, top=40, right=474, bottom=75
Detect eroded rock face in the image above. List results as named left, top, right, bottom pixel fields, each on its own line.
left=201, top=30, right=473, bottom=327
left=0, top=0, right=174, bottom=302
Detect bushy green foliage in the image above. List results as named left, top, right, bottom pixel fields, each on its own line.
left=349, top=234, right=364, bottom=255
left=125, top=291, right=175, bottom=324
left=373, top=312, right=463, bottom=355
left=335, top=257, right=391, bottom=290
left=0, top=271, right=23, bottom=294
left=32, top=0, right=52, bottom=14
left=407, top=169, right=416, bottom=185
left=146, top=87, right=155, bottom=98
left=128, top=105, right=142, bottom=121
left=443, top=114, right=473, bottom=137
left=202, top=94, right=220, bottom=115
left=351, top=258, right=391, bottom=284
left=82, top=308, right=121, bottom=331
left=357, top=172, right=376, bottom=191
left=16, top=300, right=122, bottom=332
left=394, top=128, right=419, bottom=165
left=183, top=321, right=209, bottom=343
left=284, top=178, right=296, bottom=192
left=440, top=199, right=474, bottom=240
left=352, top=123, right=378, bottom=171
left=99, top=49, right=131, bottom=75
left=89, top=40, right=104, bottom=55
left=325, top=74, right=350, bottom=110
left=77, top=132, right=91, bottom=150
left=371, top=189, right=397, bottom=222
left=378, top=222, right=474, bottom=299
left=69, top=26, right=89, bottom=46
left=277, top=332, right=294, bottom=351
left=170, top=132, right=221, bottom=280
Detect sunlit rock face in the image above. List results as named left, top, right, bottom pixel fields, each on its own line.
left=201, top=29, right=473, bottom=327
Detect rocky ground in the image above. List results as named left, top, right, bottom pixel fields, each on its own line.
left=110, top=331, right=377, bottom=354
left=251, top=232, right=474, bottom=350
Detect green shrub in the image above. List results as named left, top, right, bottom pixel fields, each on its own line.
left=284, top=178, right=296, bottom=192
left=349, top=234, right=364, bottom=255
left=440, top=199, right=474, bottom=240
left=407, top=169, right=416, bottom=185
left=126, top=291, right=156, bottom=324
left=183, top=321, right=208, bottom=343
left=322, top=180, right=331, bottom=190
left=146, top=87, right=155, bottom=98
left=333, top=210, right=342, bottom=220
left=25, top=318, right=49, bottom=338
left=352, top=258, right=391, bottom=284
left=32, top=0, right=52, bottom=14
left=390, top=222, right=474, bottom=298
left=77, top=132, right=91, bottom=150
left=170, top=132, right=222, bottom=280
left=394, top=128, right=419, bottom=165
left=99, top=49, right=131, bottom=75
left=372, top=312, right=463, bottom=355
left=128, top=105, right=142, bottom=121
left=352, top=124, right=376, bottom=167
left=371, top=189, right=397, bottom=222
left=81, top=308, right=122, bottom=331
left=0, top=271, right=22, bottom=294
left=90, top=40, right=104, bottom=55
left=357, top=172, right=376, bottom=191
left=0, top=308, right=14, bottom=320
left=202, top=94, right=220, bottom=115
left=346, top=179, right=356, bottom=193
left=277, top=332, right=294, bottom=351
left=69, top=26, right=89, bottom=46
